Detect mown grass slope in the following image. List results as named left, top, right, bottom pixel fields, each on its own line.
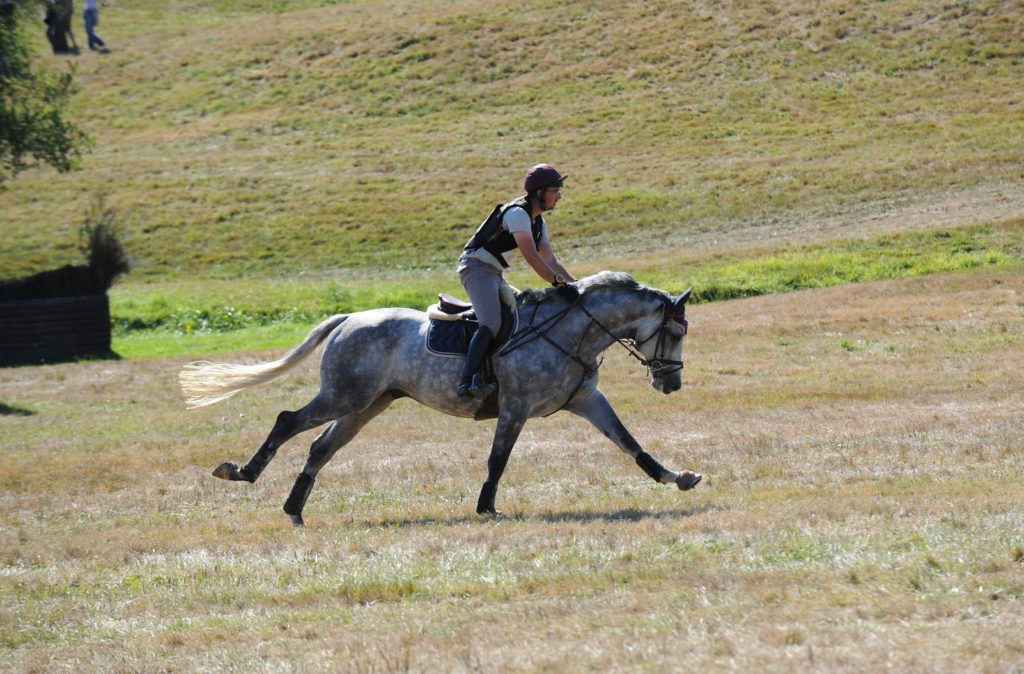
left=1, top=0, right=1021, bottom=282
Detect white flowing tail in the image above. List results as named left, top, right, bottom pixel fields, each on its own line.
left=179, top=314, right=348, bottom=409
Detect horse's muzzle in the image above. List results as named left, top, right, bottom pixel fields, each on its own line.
left=654, top=377, right=682, bottom=394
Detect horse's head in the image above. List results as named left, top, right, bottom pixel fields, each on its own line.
left=634, top=287, right=692, bottom=394
left=514, top=272, right=694, bottom=394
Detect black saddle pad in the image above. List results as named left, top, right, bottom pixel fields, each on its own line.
left=426, top=304, right=517, bottom=357
left=426, top=319, right=477, bottom=357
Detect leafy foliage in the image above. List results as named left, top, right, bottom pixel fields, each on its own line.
left=0, top=0, right=90, bottom=183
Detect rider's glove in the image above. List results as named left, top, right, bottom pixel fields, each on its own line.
left=554, top=282, right=580, bottom=302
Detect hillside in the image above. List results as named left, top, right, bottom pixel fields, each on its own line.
left=1, top=0, right=1021, bottom=283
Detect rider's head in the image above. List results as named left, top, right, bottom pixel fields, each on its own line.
left=524, top=164, right=566, bottom=211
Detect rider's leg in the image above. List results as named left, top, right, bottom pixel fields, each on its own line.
left=458, top=326, right=497, bottom=399
left=457, top=261, right=503, bottom=400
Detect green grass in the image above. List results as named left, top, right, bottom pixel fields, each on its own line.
left=2, top=0, right=1022, bottom=283
left=109, top=219, right=1022, bottom=359
left=113, top=322, right=315, bottom=360
left=646, top=219, right=1022, bottom=303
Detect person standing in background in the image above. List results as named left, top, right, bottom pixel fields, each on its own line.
left=83, top=0, right=106, bottom=51
left=56, top=0, right=77, bottom=53
left=43, top=1, right=65, bottom=53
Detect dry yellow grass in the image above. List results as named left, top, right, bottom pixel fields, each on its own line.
left=1, top=266, right=1022, bottom=672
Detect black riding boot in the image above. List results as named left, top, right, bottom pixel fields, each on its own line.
left=457, top=326, right=498, bottom=400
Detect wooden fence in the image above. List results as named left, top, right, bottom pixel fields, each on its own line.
left=0, top=295, right=112, bottom=366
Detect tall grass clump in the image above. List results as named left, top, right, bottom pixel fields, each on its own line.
left=0, top=194, right=129, bottom=299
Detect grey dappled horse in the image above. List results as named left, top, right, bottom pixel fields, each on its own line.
left=179, top=271, right=701, bottom=525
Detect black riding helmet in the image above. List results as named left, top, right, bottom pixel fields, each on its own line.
left=524, top=164, right=568, bottom=196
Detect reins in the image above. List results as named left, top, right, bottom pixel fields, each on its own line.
left=499, top=300, right=602, bottom=375
left=499, top=293, right=687, bottom=380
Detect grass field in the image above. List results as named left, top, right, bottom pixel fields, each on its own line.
left=1, top=0, right=1022, bottom=282
left=102, top=217, right=1022, bottom=360
left=2, top=267, right=1022, bottom=672
left=2, top=0, right=1023, bottom=671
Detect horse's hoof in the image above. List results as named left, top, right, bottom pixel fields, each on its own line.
left=212, top=462, right=240, bottom=480
left=289, top=514, right=305, bottom=527
left=675, top=471, right=702, bottom=491
left=476, top=508, right=505, bottom=519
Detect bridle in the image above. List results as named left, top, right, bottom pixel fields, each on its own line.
left=628, top=299, right=688, bottom=378
left=500, top=293, right=688, bottom=381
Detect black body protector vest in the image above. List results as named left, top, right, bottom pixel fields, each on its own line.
left=463, top=196, right=544, bottom=268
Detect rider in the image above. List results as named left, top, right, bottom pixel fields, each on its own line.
left=455, top=164, right=578, bottom=400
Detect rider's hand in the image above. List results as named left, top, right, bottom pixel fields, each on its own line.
left=555, top=282, right=580, bottom=302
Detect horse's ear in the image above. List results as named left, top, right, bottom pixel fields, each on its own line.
left=676, top=287, right=693, bottom=305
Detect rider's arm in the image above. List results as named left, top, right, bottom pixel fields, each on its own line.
left=536, top=237, right=575, bottom=282
left=512, top=230, right=562, bottom=285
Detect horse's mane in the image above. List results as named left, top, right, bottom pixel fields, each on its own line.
left=518, top=271, right=667, bottom=307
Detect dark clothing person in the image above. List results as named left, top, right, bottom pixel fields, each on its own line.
left=48, top=0, right=76, bottom=53
left=44, top=4, right=67, bottom=53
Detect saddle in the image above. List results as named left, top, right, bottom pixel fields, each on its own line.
left=425, top=286, right=519, bottom=358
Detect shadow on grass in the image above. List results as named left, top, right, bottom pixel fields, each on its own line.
left=533, top=504, right=719, bottom=523
left=0, top=350, right=122, bottom=369
left=0, top=402, right=35, bottom=416
left=364, top=504, right=719, bottom=529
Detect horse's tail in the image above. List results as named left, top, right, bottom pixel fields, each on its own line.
left=179, top=314, right=349, bottom=409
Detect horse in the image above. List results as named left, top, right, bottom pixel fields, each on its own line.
left=179, top=271, right=701, bottom=526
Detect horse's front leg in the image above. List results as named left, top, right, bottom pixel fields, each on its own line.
left=564, top=390, right=701, bottom=491
left=476, top=404, right=529, bottom=516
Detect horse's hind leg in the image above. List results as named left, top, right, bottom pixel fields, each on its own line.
left=283, top=393, right=394, bottom=526
left=212, top=396, right=337, bottom=483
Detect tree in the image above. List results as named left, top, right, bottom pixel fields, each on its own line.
left=0, top=0, right=90, bottom=184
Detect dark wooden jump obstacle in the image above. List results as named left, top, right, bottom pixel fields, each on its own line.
left=0, top=266, right=114, bottom=366
left=0, top=295, right=112, bottom=366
